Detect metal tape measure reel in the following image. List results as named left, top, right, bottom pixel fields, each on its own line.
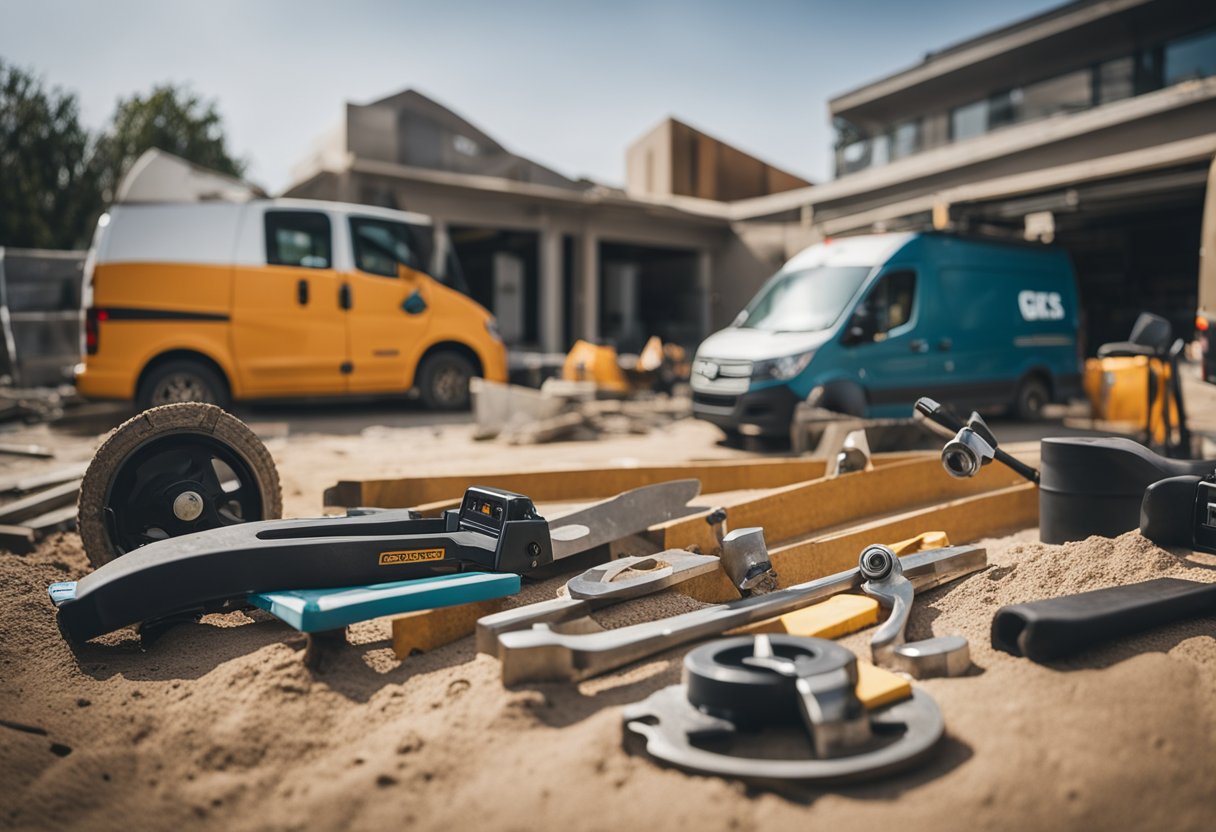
left=79, top=403, right=282, bottom=566
left=624, top=635, right=944, bottom=784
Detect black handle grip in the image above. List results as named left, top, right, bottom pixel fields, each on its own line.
left=909, top=339, right=928, bottom=353
left=296, top=279, right=309, bottom=306
left=991, top=578, right=1216, bottom=663
left=339, top=283, right=352, bottom=310
left=938, top=338, right=953, bottom=352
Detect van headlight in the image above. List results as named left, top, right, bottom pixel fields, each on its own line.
left=485, top=318, right=502, bottom=342
left=751, top=351, right=814, bottom=381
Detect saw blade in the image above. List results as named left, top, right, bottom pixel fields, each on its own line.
left=547, top=479, right=701, bottom=560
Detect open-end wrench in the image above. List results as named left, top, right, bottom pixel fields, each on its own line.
left=860, top=544, right=971, bottom=678
left=496, top=544, right=987, bottom=684
left=474, top=550, right=719, bottom=654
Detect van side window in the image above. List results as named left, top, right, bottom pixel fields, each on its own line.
left=265, top=211, right=332, bottom=269
left=859, top=269, right=916, bottom=341
left=350, top=217, right=424, bottom=278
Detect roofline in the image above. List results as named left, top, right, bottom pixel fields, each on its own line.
left=285, top=154, right=733, bottom=224
left=829, top=0, right=1152, bottom=116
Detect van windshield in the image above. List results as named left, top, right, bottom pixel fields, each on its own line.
left=738, top=266, right=872, bottom=332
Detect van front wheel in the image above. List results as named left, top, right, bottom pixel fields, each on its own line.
left=1011, top=375, right=1050, bottom=421
left=137, top=360, right=230, bottom=412
left=417, top=352, right=476, bottom=410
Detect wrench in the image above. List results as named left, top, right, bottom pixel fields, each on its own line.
left=474, top=550, right=719, bottom=654
left=497, top=544, right=986, bottom=684
left=859, top=544, right=971, bottom=678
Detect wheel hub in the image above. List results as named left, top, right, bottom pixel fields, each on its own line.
left=172, top=489, right=205, bottom=522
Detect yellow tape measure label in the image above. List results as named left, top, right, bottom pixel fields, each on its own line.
left=379, top=548, right=445, bottom=566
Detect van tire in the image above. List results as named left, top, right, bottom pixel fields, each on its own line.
left=137, top=359, right=230, bottom=413
left=417, top=351, right=475, bottom=410
left=1012, top=375, right=1050, bottom=421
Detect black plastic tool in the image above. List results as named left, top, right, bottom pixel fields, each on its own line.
left=1140, top=473, right=1216, bottom=554
left=991, top=578, right=1216, bottom=663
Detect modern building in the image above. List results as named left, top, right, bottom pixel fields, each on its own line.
left=286, top=91, right=804, bottom=355
left=730, top=0, right=1216, bottom=349
left=626, top=117, right=809, bottom=202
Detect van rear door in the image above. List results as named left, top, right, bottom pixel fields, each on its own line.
left=231, top=209, right=349, bottom=396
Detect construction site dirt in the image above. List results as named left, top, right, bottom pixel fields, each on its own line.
left=2, top=391, right=1216, bottom=831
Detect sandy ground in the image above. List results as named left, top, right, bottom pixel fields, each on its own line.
left=2, top=412, right=1216, bottom=831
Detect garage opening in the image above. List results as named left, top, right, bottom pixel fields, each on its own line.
left=448, top=227, right=540, bottom=347
left=598, top=242, right=703, bottom=352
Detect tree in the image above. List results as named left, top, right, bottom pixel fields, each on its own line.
left=91, top=84, right=247, bottom=204
left=0, top=60, right=101, bottom=249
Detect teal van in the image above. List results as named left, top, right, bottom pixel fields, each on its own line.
left=691, top=232, right=1082, bottom=437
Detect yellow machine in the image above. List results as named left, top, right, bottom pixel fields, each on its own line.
left=1083, top=355, right=1180, bottom=446
left=78, top=199, right=507, bottom=411
left=561, top=340, right=630, bottom=394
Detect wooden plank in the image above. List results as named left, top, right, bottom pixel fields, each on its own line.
left=731, top=594, right=879, bottom=638
left=23, top=504, right=77, bottom=535
left=857, top=661, right=913, bottom=709
left=0, top=463, right=88, bottom=495
left=392, top=598, right=506, bottom=657
left=0, top=525, right=36, bottom=555
left=0, top=479, right=80, bottom=525
left=768, top=483, right=1038, bottom=586
left=324, top=454, right=933, bottom=509
left=0, top=443, right=53, bottom=459
left=656, top=456, right=1028, bottom=554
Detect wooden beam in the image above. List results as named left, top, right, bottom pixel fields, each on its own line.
left=323, top=453, right=931, bottom=509
left=656, top=456, right=1028, bottom=553
left=0, top=480, right=80, bottom=525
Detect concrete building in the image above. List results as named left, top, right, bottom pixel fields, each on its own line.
left=729, top=0, right=1216, bottom=350
left=286, top=91, right=803, bottom=355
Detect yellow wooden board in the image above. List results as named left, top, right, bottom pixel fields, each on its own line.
left=857, top=661, right=913, bottom=709
left=392, top=598, right=505, bottom=658
left=730, top=594, right=879, bottom=638
left=323, top=453, right=929, bottom=509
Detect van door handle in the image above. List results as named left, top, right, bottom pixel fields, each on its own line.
left=909, top=339, right=929, bottom=353
left=339, top=283, right=352, bottom=310
left=937, top=338, right=953, bottom=352
left=296, top=279, right=309, bottom=306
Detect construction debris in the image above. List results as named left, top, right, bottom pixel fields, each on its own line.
left=470, top=377, right=691, bottom=444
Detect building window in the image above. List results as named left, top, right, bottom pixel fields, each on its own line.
left=1097, top=56, right=1136, bottom=104
left=950, top=99, right=988, bottom=141
left=871, top=134, right=891, bottom=167
left=891, top=120, right=920, bottom=159
left=265, top=211, right=331, bottom=269
left=1165, top=27, right=1216, bottom=86
left=1019, top=68, right=1092, bottom=121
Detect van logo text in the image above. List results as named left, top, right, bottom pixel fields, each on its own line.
left=379, top=548, right=446, bottom=565
left=1018, top=291, right=1064, bottom=321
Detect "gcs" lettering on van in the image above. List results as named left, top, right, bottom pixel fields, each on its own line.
left=1018, top=291, right=1064, bottom=321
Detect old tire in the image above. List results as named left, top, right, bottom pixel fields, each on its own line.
left=417, top=351, right=476, bottom=410
left=78, top=403, right=282, bottom=567
left=1011, top=375, right=1050, bottom=422
left=136, top=358, right=230, bottom=412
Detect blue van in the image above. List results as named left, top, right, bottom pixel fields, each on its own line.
left=691, top=232, right=1082, bottom=437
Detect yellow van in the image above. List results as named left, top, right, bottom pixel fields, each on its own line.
left=78, top=199, right=507, bottom=411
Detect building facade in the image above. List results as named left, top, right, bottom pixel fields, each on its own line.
left=730, top=0, right=1216, bottom=349
left=287, top=92, right=801, bottom=356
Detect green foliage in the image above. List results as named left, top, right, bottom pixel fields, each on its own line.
left=92, top=84, right=247, bottom=204
left=0, top=59, right=101, bottom=249
left=0, top=63, right=247, bottom=249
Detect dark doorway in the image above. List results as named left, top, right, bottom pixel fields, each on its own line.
left=448, top=227, right=540, bottom=347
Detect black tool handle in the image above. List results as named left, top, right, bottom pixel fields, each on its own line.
left=991, top=578, right=1216, bottom=663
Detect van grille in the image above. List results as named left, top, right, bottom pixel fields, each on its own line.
left=693, top=392, right=738, bottom=409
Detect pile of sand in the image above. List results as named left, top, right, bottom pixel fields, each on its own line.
left=2, top=527, right=1215, bottom=831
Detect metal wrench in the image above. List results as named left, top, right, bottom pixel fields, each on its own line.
left=860, top=545, right=971, bottom=678
left=474, top=550, right=720, bottom=654
left=496, top=544, right=987, bottom=684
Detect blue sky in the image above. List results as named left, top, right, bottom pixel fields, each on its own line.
left=1, top=0, right=1062, bottom=192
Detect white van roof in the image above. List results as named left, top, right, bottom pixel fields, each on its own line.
left=784, top=232, right=915, bottom=271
